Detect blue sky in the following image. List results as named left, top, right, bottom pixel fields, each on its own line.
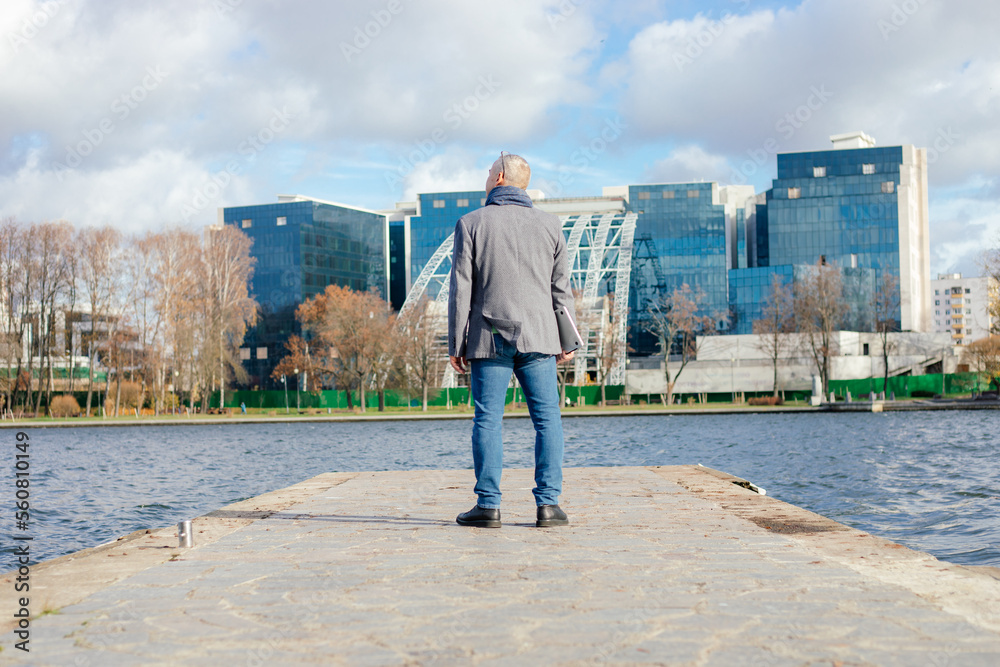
left=1, top=0, right=998, bottom=276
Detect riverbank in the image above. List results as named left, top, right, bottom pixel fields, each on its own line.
left=1, top=396, right=995, bottom=428
left=4, top=465, right=998, bottom=664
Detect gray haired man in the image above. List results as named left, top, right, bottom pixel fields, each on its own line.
left=448, top=152, right=576, bottom=528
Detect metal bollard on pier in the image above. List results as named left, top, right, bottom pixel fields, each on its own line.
left=178, top=520, right=194, bottom=548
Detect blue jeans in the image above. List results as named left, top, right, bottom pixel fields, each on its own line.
left=470, top=333, right=565, bottom=508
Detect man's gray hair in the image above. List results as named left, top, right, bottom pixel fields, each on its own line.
left=500, top=153, right=531, bottom=189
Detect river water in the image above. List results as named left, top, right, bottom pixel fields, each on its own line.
left=12, top=411, right=999, bottom=566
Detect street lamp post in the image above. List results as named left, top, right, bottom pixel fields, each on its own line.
left=294, top=367, right=300, bottom=411
left=281, top=374, right=288, bottom=414
left=730, top=356, right=735, bottom=404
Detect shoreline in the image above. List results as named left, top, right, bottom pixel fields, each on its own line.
left=0, top=398, right=996, bottom=428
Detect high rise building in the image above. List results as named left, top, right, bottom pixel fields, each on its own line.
left=930, top=273, right=997, bottom=345
left=623, top=182, right=755, bottom=353
left=221, top=195, right=387, bottom=387
left=741, top=132, right=930, bottom=333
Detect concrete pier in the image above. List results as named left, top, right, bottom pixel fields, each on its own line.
left=3, top=465, right=999, bottom=665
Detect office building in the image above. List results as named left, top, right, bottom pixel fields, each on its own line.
left=739, top=132, right=931, bottom=334
left=220, top=195, right=388, bottom=387
left=623, top=182, right=755, bottom=353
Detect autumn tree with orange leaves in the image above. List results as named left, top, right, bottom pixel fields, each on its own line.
left=290, top=285, right=397, bottom=412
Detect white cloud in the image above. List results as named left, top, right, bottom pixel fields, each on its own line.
left=0, top=146, right=258, bottom=230
left=643, top=144, right=731, bottom=184
left=0, top=0, right=602, bottom=229
left=401, top=151, right=485, bottom=201
left=929, top=179, right=1000, bottom=277
left=611, top=0, right=1000, bottom=183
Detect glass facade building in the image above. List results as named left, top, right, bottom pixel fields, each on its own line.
left=729, top=263, right=875, bottom=335
left=756, top=140, right=929, bottom=331
left=222, top=196, right=387, bottom=388
left=728, top=265, right=794, bottom=334
left=627, top=182, right=742, bottom=354
left=765, top=146, right=903, bottom=271
left=388, top=221, right=407, bottom=310
left=408, top=191, right=485, bottom=286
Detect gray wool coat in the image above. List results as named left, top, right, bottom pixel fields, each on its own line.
left=448, top=199, right=576, bottom=359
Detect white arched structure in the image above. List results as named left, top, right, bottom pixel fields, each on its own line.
left=400, top=212, right=638, bottom=388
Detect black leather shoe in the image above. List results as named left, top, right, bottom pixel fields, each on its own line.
left=536, top=504, right=569, bottom=527
left=456, top=505, right=501, bottom=528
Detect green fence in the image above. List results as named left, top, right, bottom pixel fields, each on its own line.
left=212, top=384, right=626, bottom=410
left=207, top=372, right=986, bottom=410
left=829, top=372, right=983, bottom=399
left=0, top=367, right=104, bottom=381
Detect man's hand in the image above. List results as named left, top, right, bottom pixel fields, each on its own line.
left=450, top=355, right=468, bottom=374
left=556, top=350, right=575, bottom=364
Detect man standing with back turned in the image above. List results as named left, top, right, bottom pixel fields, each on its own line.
left=448, top=152, right=576, bottom=529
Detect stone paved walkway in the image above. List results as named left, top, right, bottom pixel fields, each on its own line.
left=4, top=465, right=1000, bottom=666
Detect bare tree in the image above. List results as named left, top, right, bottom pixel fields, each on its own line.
left=982, top=238, right=1000, bottom=335
left=33, top=222, right=75, bottom=415
left=123, top=233, right=165, bottom=416
left=0, top=219, right=30, bottom=414
left=397, top=297, right=446, bottom=412
left=873, top=271, right=901, bottom=394
left=753, top=274, right=794, bottom=398
left=962, top=335, right=1000, bottom=393
left=591, top=293, right=630, bottom=407
left=152, top=229, right=201, bottom=413
left=77, top=226, right=124, bottom=416
left=199, top=225, right=258, bottom=411
left=105, top=324, right=137, bottom=417
left=100, top=238, right=136, bottom=418
left=644, top=283, right=715, bottom=406
left=794, top=260, right=848, bottom=397
left=370, top=310, right=402, bottom=412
